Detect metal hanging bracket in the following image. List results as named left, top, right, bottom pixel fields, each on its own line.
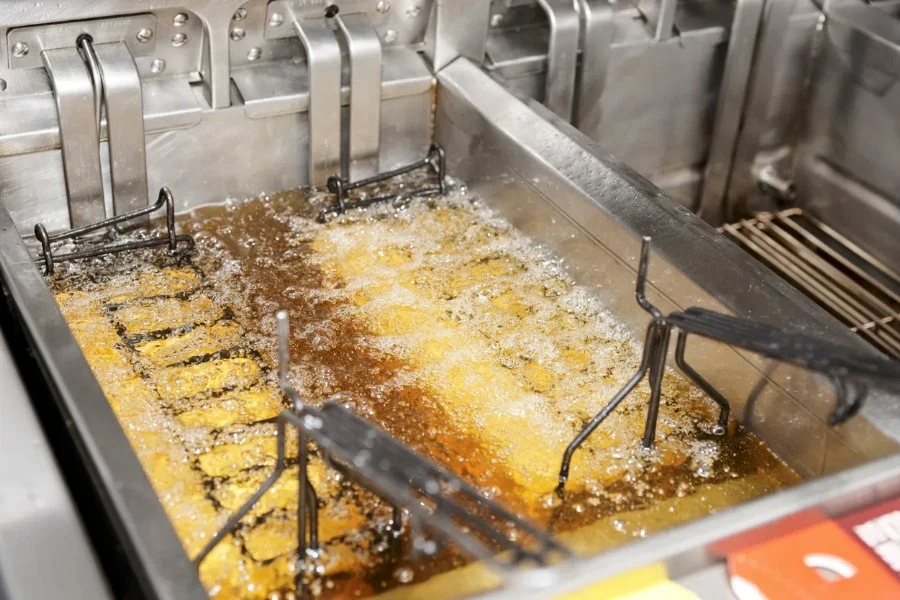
left=534, top=0, right=580, bottom=123
left=33, top=187, right=194, bottom=276
left=31, top=27, right=152, bottom=228
left=557, top=236, right=900, bottom=491
left=89, top=39, right=151, bottom=219
left=318, top=144, right=446, bottom=222
left=193, top=310, right=570, bottom=588
left=265, top=0, right=386, bottom=185
left=282, top=1, right=343, bottom=185
left=333, top=9, right=383, bottom=180
left=41, top=47, right=106, bottom=228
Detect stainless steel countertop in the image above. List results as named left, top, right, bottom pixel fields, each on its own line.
left=0, top=325, right=111, bottom=600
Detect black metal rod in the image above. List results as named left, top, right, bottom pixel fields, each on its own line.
left=641, top=324, right=673, bottom=449
left=635, top=236, right=663, bottom=319
left=828, top=374, right=865, bottom=426
left=318, top=145, right=447, bottom=222
left=674, top=331, right=730, bottom=435
left=317, top=187, right=441, bottom=222
left=328, top=145, right=444, bottom=193
left=305, top=479, right=319, bottom=551
left=390, top=505, right=403, bottom=535
left=34, top=188, right=192, bottom=275
left=50, top=187, right=169, bottom=243
left=558, top=322, right=662, bottom=490
left=298, top=430, right=309, bottom=558
left=76, top=34, right=103, bottom=135
left=192, top=419, right=288, bottom=567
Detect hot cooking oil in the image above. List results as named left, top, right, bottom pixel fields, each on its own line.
left=47, top=182, right=800, bottom=600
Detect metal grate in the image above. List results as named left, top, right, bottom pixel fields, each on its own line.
left=722, top=208, right=900, bottom=359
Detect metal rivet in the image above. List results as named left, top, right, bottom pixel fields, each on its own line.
left=376, top=0, right=391, bottom=13
left=383, top=29, right=398, bottom=43
left=490, top=14, right=504, bottom=27
left=233, top=7, right=248, bottom=21
left=150, top=58, right=166, bottom=74
left=406, top=6, right=421, bottom=18
left=269, top=12, right=284, bottom=27
left=173, top=13, right=189, bottom=27
left=11, top=42, right=29, bottom=58
left=172, top=32, right=187, bottom=47
left=136, top=29, right=153, bottom=43
left=0, top=79, right=7, bottom=92
left=247, top=47, right=262, bottom=61
left=230, top=27, right=246, bottom=41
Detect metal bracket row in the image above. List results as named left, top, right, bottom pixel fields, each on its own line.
left=532, top=0, right=616, bottom=126
left=41, top=37, right=149, bottom=228
left=271, top=0, right=383, bottom=185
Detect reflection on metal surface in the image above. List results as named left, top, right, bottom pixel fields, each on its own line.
left=41, top=47, right=105, bottom=227
left=723, top=208, right=900, bottom=359
left=93, top=42, right=150, bottom=218
left=535, top=0, right=579, bottom=122
left=293, top=16, right=342, bottom=185
left=334, top=11, right=383, bottom=179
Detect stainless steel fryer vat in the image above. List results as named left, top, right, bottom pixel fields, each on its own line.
left=1, top=2, right=899, bottom=599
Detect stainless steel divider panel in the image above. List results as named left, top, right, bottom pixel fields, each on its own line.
left=40, top=48, right=105, bottom=228
left=424, top=0, right=491, bottom=72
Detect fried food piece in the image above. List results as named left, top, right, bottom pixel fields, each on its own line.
left=105, top=267, right=202, bottom=304
left=313, top=236, right=573, bottom=503
left=136, top=321, right=245, bottom=367
left=197, top=434, right=284, bottom=478
left=114, top=294, right=224, bottom=337
left=177, top=389, right=282, bottom=429
left=153, top=357, right=261, bottom=401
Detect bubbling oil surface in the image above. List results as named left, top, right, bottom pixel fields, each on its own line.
left=49, top=181, right=800, bottom=599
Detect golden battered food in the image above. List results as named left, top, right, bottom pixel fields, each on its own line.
left=136, top=321, right=245, bottom=367
left=176, top=390, right=281, bottom=428
left=113, top=294, right=223, bottom=337
left=52, top=263, right=377, bottom=599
